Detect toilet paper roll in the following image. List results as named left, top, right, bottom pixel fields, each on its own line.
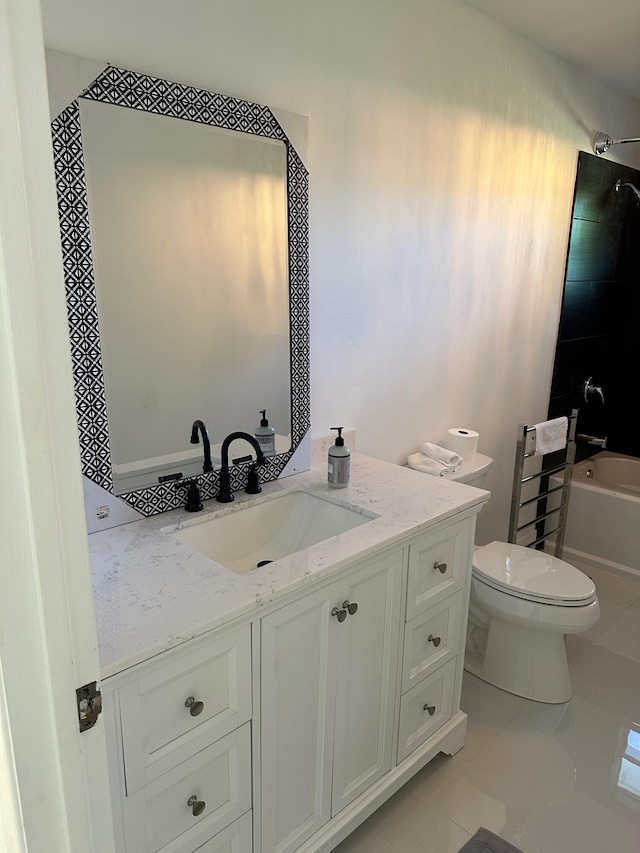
left=446, top=428, right=479, bottom=459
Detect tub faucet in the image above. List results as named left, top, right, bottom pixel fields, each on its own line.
left=217, top=431, right=265, bottom=503
left=577, top=434, right=607, bottom=448
left=190, top=419, right=214, bottom=473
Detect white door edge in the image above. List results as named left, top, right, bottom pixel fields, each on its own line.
left=0, top=1, right=114, bottom=850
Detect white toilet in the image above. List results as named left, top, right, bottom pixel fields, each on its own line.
left=445, top=455, right=600, bottom=704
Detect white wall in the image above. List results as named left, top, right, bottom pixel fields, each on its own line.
left=41, top=0, right=640, bottom=543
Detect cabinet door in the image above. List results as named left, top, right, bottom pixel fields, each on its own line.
left=261, top=586, right=339, bottom=853
left=331, top=551, right=403, bottom=815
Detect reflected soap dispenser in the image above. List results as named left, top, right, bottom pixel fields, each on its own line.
left=255, top=409, right=276, bottom=457
left=328, top=427, right=350, bottom=488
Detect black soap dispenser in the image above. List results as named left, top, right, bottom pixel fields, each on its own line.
left=328, top=427, right=350, bottom=489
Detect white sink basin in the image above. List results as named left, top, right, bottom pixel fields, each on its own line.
left=167, top=490, right=376, bottom=574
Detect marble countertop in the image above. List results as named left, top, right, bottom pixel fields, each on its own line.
left=90, top=454, right=489, bottom=679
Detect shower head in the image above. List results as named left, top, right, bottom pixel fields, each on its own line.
left=594, top=131, right=640, bottom=155
left=615, top=179, right=640, bottom=202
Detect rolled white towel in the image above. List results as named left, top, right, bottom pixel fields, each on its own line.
left=408, top=452, right=457, bottom=477
left=419, top=442, right=463, bottom=472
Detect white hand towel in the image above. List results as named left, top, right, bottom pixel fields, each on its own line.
left=408, top=452, right=457, bottom=477
left=419, top=442, right=463, bottom=472
left=533, top=417, right=568, bottom=456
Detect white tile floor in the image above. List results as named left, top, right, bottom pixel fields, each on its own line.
left=334, top=564, right=640, bottom=853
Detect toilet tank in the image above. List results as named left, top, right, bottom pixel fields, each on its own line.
left=445, top=453, right=493, bottom=487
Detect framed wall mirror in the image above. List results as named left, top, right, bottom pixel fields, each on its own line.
left=51, top=66, right=309, bottom=516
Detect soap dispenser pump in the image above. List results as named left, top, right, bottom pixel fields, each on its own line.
left=255, top=409, right=276, bottom=457
left=328, top=427, right=350, bottom=488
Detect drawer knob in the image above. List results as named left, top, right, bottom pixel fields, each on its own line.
left=343, top=600, right=358, bottom=616
left=423, top=703, right=437, bottom=716
left=184, top=696, right=205, bottom=716
left=427, top=634, right=441, bottom=647
left=331, top=606, right=347, bottom=622
left=187, top=795, right=206, bottom=817
left=433, top=561, right=448, bottom=574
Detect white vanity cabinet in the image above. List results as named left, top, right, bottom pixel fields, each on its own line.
left=99, top=492, right=483, bottom=853
left=260, top=549, right=403, bottom=853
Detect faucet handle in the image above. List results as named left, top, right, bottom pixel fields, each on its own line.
left=177, top=479, right=203, bottom=512
left=584, top=377, right=605, bottom=404
left=245, top=462, right=262, bottom=495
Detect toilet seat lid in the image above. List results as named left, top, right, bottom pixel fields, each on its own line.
left=472, top=541, right=596, bottom=603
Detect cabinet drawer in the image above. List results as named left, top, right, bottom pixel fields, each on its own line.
left=401, top=595, right=460, bottom=692
left=406, top=519, right=472, bottom=619
left=397, top=659, right=455, bottom=763
left=191, top=811, right=252, bottom=853
left=120, top=626, right=251, bottom=792
left=123, top=724, right=251, bottom=853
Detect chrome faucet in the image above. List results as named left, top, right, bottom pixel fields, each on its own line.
left=577, top=434, right=607, bottom=448
left=583, top=377, right=605, bottom=405
left=217, top=432, right=265, bottom=503
left=190, top=419, right=213, bottom=473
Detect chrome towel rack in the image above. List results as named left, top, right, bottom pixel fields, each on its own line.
left=508, top=409, right=578, bottom=557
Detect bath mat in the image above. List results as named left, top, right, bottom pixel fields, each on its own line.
left=457, top=827, right=524, bottom=853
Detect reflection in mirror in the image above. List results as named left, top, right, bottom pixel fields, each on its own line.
left=51, top=65, right=309, bottom=516
left=79, top=98, right=291, bottom=493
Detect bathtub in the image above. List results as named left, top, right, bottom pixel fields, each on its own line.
left=551, top=452, right=640, bottom=578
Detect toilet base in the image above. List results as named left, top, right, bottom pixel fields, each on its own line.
left=464, top=617, right=572, bottom=704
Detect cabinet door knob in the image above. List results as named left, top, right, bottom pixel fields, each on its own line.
left=342, top=600, right=358, bottom=616
left=331, top=606, right=347, bottom=622
left=423, top=703, right=436, bottom=716
left=427, top=634, right=441, bottom=647
left=433, top=561, right=448, bottom=574
left=187, top=795, right=206, bottom=817
left=184, top=696, right=205, bottom=716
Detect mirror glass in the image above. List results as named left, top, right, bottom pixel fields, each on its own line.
left=51, top=65, right=309, bottom=516
left=79, top=98, right=291, bottom=494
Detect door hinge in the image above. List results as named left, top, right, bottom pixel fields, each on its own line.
left=76, top=681, right=102, bottom=732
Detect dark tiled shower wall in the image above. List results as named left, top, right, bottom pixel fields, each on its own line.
left=548, top=151, right=640, bottom=461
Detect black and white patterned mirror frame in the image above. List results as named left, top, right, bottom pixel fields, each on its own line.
left=51, top=66, right=310, bottom=516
